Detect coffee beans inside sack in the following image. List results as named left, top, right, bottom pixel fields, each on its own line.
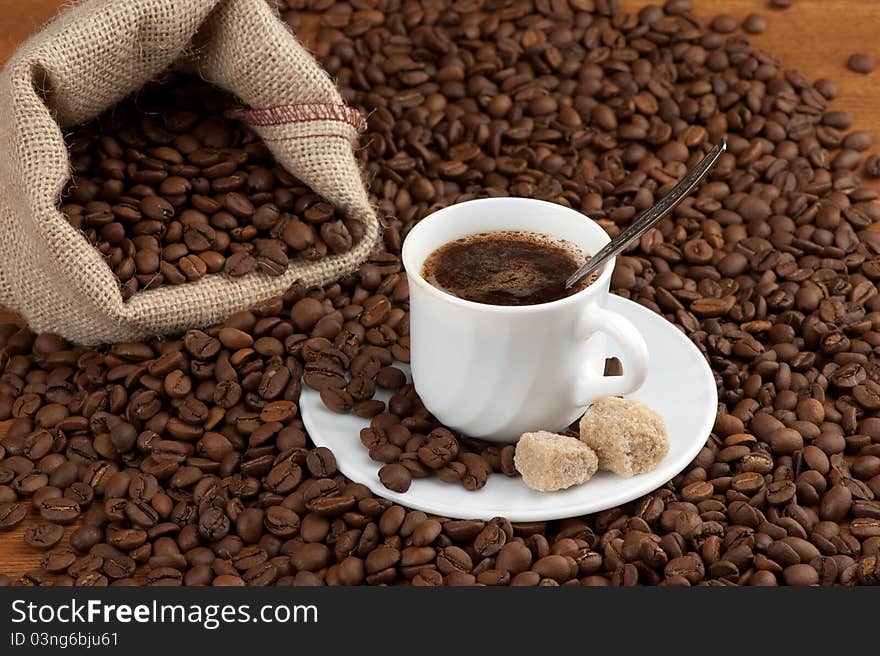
left=63, top=75, right=362, bottom=300
left=0, top=0, right=880, bottom=587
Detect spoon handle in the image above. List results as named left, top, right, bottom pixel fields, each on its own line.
left=565, top=137, right=727, bottom=290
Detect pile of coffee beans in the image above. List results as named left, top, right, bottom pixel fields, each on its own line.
left=62, top=75, right=357, bottom=299
left=1, top=0, right=880, bottom=585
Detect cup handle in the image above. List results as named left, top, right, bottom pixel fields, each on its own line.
left=572, top=304, right=649, bottom=405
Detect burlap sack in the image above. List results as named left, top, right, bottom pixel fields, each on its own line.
left=0, top=0, right=381, bottom=344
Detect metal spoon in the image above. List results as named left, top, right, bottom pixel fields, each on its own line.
left=565, top=137, right=728, bottom=290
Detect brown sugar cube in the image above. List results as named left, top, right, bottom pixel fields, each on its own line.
left=578, top=397, right=669, bottom=478
left=514, top=431, right=598, bottom=492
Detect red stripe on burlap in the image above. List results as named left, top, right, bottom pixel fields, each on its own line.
left=259, top=134, right=355, bottom=143
left=226, top=103, right=367, bottom=132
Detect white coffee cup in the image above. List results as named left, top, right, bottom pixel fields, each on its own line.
left=401, top=197, right=650, bottom=443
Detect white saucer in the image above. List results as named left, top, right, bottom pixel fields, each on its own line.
left=301, top=295, right=717, bottom=521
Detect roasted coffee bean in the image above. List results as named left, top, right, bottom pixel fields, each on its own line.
left=320, top=388, right=353, bottom=413
left=38, top=498, right=80, bottom=524
left=417, top=430, right=459, bottom=469
left=411, top=519, right=442, bottom=547
left=378, top=464, right=411, bottom=493
left=41, top=548, right=77, bottom=573
left=474, top=521, right=508, bottom=557
left=848, top=53, right=876, bottom=74
left=496, top=542, right=533, bottom=575
left=24, top=522, right=65, bottom=549
left=291, top=543, right=331, bottom=572
left=665, top=555, right=705, bottom=585
left=709, top=14, right=737, bottom=33
left=69, top=525, right=103, bottom=553
left=375, top=367, right=406, bottom=390
left=0, top=502, right=26, bottom=531
left=184, top=331, right=220, bottom=359
left=198, top=507, right=230, bottom=541
left=532, top=555, right=574, bottom=583
left=146, top=567, right=183, bottom=586
left=820, top=485, right=853, bottom=522
left=235, top=508, right=265, bottom=544
left=264, top=506, right=300, bottom=538
left=783, top=564, right=820, bottom=586
left=103, top=554, right=137, bottom=580
left=742, top=14, right=767, bottom=34
left=306, top=447, right=337, bottom=478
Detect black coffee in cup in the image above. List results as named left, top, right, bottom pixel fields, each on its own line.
left=422, top=230, right=595, bottom=306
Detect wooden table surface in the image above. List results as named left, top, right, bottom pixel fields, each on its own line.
left=0, top=0, right=878, bottom=581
